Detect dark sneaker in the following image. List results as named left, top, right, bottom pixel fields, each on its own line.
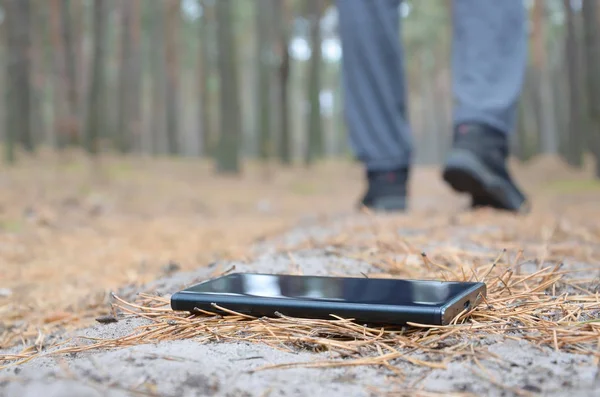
left=442, top=123, right=529, bottom=213
left=359, top=168, right=408, bottom=212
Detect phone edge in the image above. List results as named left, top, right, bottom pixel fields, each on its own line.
left=440, top=282, right=487, bottom=325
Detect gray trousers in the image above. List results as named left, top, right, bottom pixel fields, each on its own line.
left=337, top=0, right=527, bottom=171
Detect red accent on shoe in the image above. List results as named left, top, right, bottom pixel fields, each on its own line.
left=386, top=172, right=396, bottom=182
left=458, top=124, right=470, bottom=135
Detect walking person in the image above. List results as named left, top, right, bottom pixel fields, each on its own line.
left=337, top=0, right=529, bottom=212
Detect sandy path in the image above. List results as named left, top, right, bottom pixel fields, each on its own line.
left=3, top=214, right=599, bottom=397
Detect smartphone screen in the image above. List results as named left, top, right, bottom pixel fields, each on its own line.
left=181, top=273, right=477, bottom=307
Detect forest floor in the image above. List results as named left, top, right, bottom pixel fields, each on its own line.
left=1, top=151, right=600, bottom=396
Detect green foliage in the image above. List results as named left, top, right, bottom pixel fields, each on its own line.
left=289, top=181, right=317, bottom=195
left=543, top=179, right=600, bottom=193
left=0, top=219, right=23, bottom=233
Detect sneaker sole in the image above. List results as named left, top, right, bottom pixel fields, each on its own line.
left=366, top=196, right=407, bottom=212
left=442, top=149, right=527, bottom=212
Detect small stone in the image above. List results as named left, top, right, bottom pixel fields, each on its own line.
left=162, top=261, right=181, bottom=274
left=0, top=288, right=12, bottom=298
left=95, top=315, right=118, bottom=324
left=256, top=199, right=272, bottom=214
left=523, top=384, right=542, bottom=393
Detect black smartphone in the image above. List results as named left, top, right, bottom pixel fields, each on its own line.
left=170, top=273, right=486, bottom=326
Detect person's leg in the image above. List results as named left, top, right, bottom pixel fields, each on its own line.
left=452, top=0, right=527, bottom=132
left=337, top=0, right=411, bottom=211
left=443, top=0, right=529, bottom=212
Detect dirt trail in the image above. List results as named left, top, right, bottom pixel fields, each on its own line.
left=3, top=210, right=600, bottom=396
left=2, top=155, right=600, bottom=396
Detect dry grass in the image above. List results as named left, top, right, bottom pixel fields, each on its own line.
left=1, top=152, right=600, bottom=381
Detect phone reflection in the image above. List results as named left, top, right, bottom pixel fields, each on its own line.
left=339, top=278, right=449, bottom=305
left=243, top=274, right=282, bottom=297
left=241, top=274, right=343, bottom=300
left=410, top=282, right=451, bottom=304
left=198, top=274, right=457, bottom=306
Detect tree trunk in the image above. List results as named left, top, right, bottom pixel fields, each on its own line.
left=117, top=0, right=134, bottom=152
left=198, top=0, right=213, bottom=157
left=215, top=0, right=241, bottom=173
left=130, top=0, right=143, bottom=152
left=563, top=0, right=585, bottom=168
left=577, top=8, right=591, bottom=160
left=49, top=0, right=70, bottom=148
left=30, top=0, right=47, bottom=147
left=150, top=1, right=166, bottom=155
left=84, top=0, right=108, bottom=155
left=256, top=0, right=271, bottom=161
left=415, top=54, right=428, bottom=164
left=431, top=48, right=447, bottom=164
left=515, top=98, right=527, bottom=161
left=551, top=41, right=570, bottom=162
left=421, top=51, right=438, bottom=164
left=116, top=0, right=142, bottom=153
left=305, top=0, right=323, bottom=165
left=61, top=0, right=79, bottom=145
left=72, top=0, right=85, bottom=115
left=4, top=0, right=33, bottom=162
left=164, top=0, right=180, bottom=155
left=523, top=68, right=542, bottom=160
left=582, top=0, right=600, bottom=177
left=532, top=0, right=558, bottom=155
left=274, top=0, right=292, bottom=165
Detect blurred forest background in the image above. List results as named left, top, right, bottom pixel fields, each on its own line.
left=4, top=0, right=600, bottom=350
left=1, top=0, right=600, bottom=176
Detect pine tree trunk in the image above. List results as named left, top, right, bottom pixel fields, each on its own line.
left=198, top=0, right=213, bottom=157
left=4, top=0, right=33, bottom=162
left=582, top=0, right=600, bottom=177
left=116, top=0, right=142, bottom=153
left=532, top=0, right=558, bottom=155
left=513, top=68, right=540, bottom=161
left=130, top=0, right=143, bottom=152
left=332, top=62, right=345, bottom=157
left=84, top=0, right=107, bottom=155
left=256, top=0, right=271, bottom=161
left=117, top=0, right=133, bottom=153
left=40, top=1, right=56, bottom=147
left=550, top=38, right=570, bottom=162
left=274, top=0, right=291, bottom=165
left=164, top=0, right=180, bottom=155
left=0, top=4, right=4, bottom=150
left=150, top=1, right=166, bottom=155
left=563, top=0, right=585, bottom=167
left=577, top=9, right=591, bottom=160
left=515, top=98, right=527, bottom=161
left=30, top=0, right=46, bottom=148
left=431, top=49, right=447, bottom=164
left=49, top=0, right=69, bottom=148
left=61, top=0, right=79, bottom=145
left=421, top=51, right=437, bottom=164
left=417, top=54, right=429, bottom=164
left=305, top=0, right=323, bottom=165
left=215, top=0, right=241, bottom=173
left=72, top=0, right=85, bottom=116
